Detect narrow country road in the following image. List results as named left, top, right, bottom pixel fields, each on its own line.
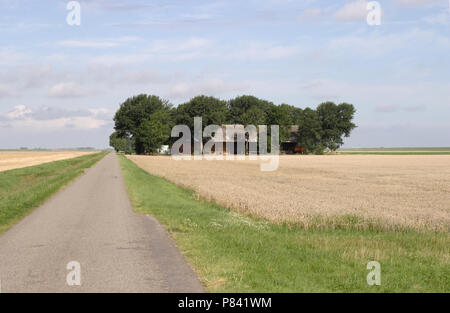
left=0, top=153, right=204, bottom=293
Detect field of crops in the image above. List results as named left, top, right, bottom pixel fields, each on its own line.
left=0, top=151, right=98, bottom=172
left=128, top=155, right=450, bottom=232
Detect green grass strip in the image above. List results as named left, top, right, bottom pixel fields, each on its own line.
left=118, top=154, right=449, bottom=293
left=0, top=152, right=108, bottom=234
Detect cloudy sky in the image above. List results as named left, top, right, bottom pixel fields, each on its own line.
left=0, top=0, right=449, bottom=149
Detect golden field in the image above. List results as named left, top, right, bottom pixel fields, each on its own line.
left=128, top=155, right=450, bottom=231
left=0, top=150, right=98, bottom=172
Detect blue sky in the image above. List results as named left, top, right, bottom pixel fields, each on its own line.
left=0, top=0, right=449, bottom=149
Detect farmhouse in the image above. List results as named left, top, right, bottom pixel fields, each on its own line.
left=171, top=122, right=305, bottom=155
left=280, top=126, right=306, bottom=154
left=213, top=124, right=258, bottom=155
left=210, top=125, right=304, bottom=155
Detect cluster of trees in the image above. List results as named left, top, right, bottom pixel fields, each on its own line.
left=109, top=94, right=356, bottom=155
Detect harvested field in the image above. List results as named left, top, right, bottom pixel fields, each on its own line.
left=0, top=151, right=98, bottom=172
left=128, top=155, right=450, bottom=231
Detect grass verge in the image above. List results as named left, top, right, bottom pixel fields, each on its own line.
left=119, top=154, right=449, bottom=292
left=0, top=152, right=108, bottom=234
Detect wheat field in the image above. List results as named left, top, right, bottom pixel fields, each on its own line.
left=0, top=151, right=98, bottom=172
left=128, top=155, right=450, bottom=231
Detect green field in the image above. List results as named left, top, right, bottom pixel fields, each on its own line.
left=0, top=152, right=107, bottom=234
left=119, top=155, right=449, bottom=293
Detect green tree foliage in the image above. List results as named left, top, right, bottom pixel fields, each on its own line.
left=136, top=111, right=172, bottom=154
left=241, top=106, right=267, bottom=126
left=316, top=102, right=357, bottom=151
left=229, top=95, right=272, bottom=125
left=113, top=94, right=171, bottom=137
left=175, top=95, right=229, bottom=131
left=109, top=132, right=126, bottom=152
left=296, top=108, right=324, bottom=154
left=113, top=94, right=172, bottom=153
left=268, top=104, right=297, bottom=142
left=110, top=94, right=357, bottom=155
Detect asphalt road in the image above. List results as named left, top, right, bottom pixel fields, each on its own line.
left=0, top=153, right=204, bottom=293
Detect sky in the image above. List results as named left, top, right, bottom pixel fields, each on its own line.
left=0, top=0, right=449, bottom=149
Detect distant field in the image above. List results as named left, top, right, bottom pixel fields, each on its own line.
left=128, top=155, right=450, bottom=231
left=339, top=147, right=450, bottom=155
left=0, top=150, right=98, bottom=172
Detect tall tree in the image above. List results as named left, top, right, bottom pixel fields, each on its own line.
left=268, top=104, right=296, bottom=142
left=297, top=108, right=324, bottom=154
left=316, top=102, right=356, bottom=151
left=228, top=95, right=273, bottom=126
left=109, top=93, right=357, bottom=155
left=175, top=95, right=229, bottom=131
left=113, top=94, right=172, bottom=138
left=290, top=107, right=304, bottom=126
left=109, top=132, right=126, bottom=152
left=113, top=94, right=172, bottom=153
left=136, top=110, right=172, bottom=154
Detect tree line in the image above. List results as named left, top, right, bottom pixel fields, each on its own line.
left=109, top=94, right=356, bottom=155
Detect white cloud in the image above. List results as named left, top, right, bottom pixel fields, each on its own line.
left=168, top=77, right=249, bottom=99
left=374, top=103, right=398, bottom=112
left=0, top=65, right=69, bottom=96
left=423, top=12, right=450, bottom=25
left=0, top=48, right=28, bottom=66
left=374, top=103, right=427, bottom=112
left=395, top=0, right=443, bottom=7
left=404, top=104, right=427, bottom=111
left=83, top=37, right=301, bottom=66
left=327, top=28, right=450, bottom=58
left=57, top=40, right=119, bottom=49
left=334, top=0, right=367, bottom=22
left=294, top=78, right=448, bottom=113
left=88, top=108, right=115, bottom=120
left=147, top=37, right=215, bottom=61
left=85, top=63, right=170, bottom=86
left=0, top=61, right=173, bottom=100
left=6, top=105, right=32, bottom=119
left=0, top=105, right=111, bottom=131
left=149, top=37, right=212, bottom=53
left=10, top=116, right=107, bottom=131
left=87, top=53, right=154, bottom=66
left=181, top=13, right=213, bottom=20
left=0, top=83, right=15, bottom=97
left=228, top=41, right=301, bottom=60
left=55, top=37, right=139, bottom=48
left=47, top=82, right=91, bottom=98
left=178, top=37, right=212, bottom=50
